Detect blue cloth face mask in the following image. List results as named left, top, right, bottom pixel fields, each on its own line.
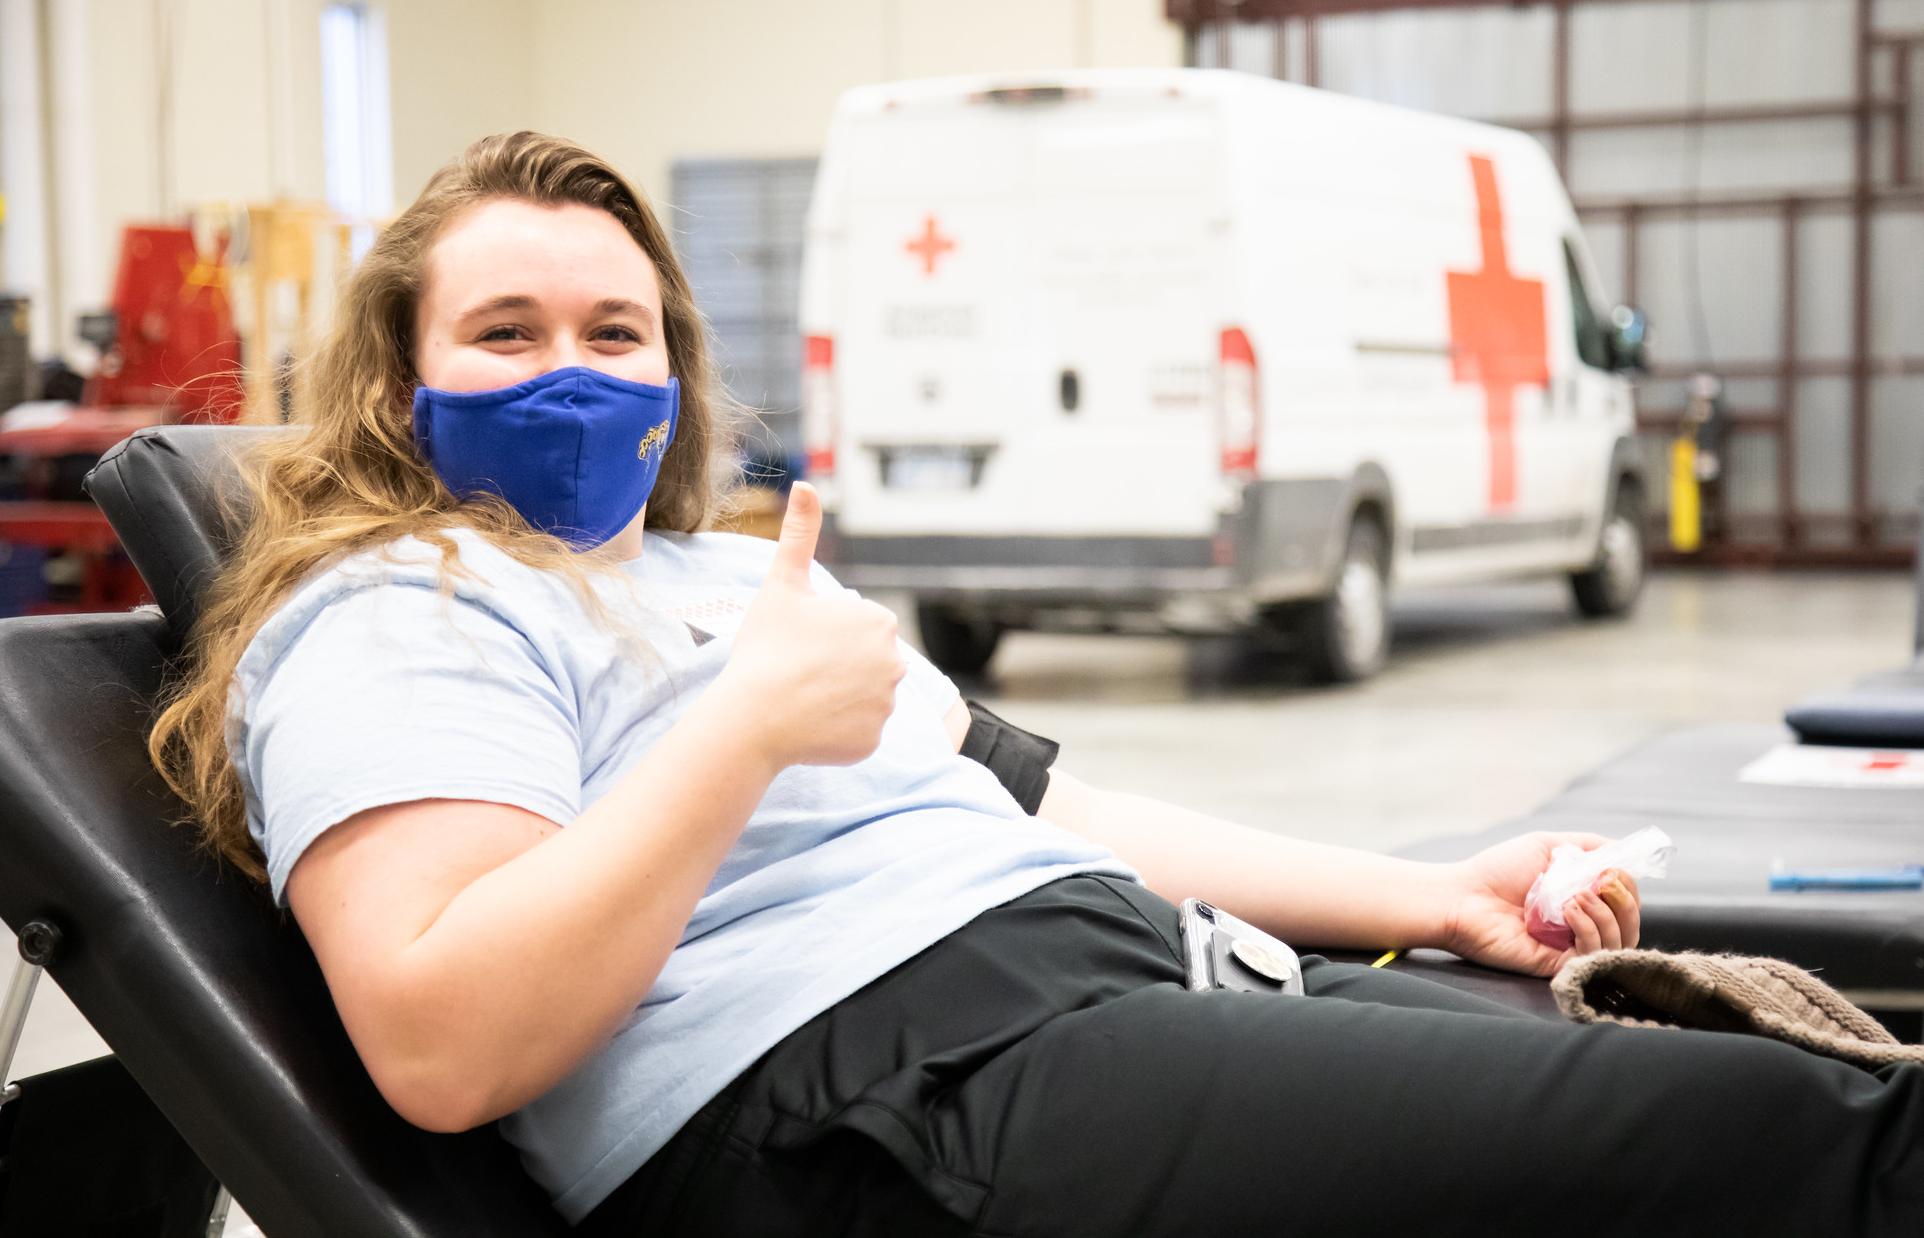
left=412, top=366, right=680, bottom=549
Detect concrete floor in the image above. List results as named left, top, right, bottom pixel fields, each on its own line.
left=4, top=568, right=1913, bottom=1229
left=961, top=570, right=1915, bottom=852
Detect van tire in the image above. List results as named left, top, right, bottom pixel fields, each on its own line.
left=1571, top=481, right=1646, bottom=619
left=915, top=602, right=1003, bottom=676
left=1296, top=516, right=1391, bottom=684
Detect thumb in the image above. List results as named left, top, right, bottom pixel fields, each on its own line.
left=765, top=481, right=821, bottom=591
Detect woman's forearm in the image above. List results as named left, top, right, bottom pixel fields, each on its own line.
left=382, top=675, right=780, bottom=1129
left=1039, top=771, right=1456, bottom=952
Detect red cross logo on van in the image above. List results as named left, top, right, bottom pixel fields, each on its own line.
left=905, top=215, right=956, bottom=277
left=1445, top=154, right=1548, bottom=512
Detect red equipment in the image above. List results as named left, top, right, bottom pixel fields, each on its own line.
left=85, top=224, right=246, bottom=421
left=0, top=223, right=245, bottom=613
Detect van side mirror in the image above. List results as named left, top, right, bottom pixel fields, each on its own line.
left=1608, top=305, right=1648, bottom=374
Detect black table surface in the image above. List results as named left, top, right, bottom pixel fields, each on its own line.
left=1397, top=724, right=1924, bottom=997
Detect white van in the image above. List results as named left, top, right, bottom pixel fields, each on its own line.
left=798, top=68, right=1648, bottom=681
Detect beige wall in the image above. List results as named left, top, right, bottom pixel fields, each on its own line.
left=35, top=0, right=1178, bottom=353
left=26, top=0, right=326, bottom=352
left=87, top=0, right=326, bottom=262
left=521, top=0, right=1181, bottom=205
left=382, top=0, right=536, bottom=202
left=94, top=0, right=1179, bottom=244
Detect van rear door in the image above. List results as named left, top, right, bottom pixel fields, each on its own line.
left=832, top=87, right=1230, bottom=538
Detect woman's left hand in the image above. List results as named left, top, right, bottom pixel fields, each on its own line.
left=1438, top=832, right=1642, bottom=978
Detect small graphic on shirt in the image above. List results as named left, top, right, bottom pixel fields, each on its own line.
left=667, top=590, right=750, bottom=646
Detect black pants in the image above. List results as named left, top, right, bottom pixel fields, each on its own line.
left=578, top=875, right=1924, bottom=1237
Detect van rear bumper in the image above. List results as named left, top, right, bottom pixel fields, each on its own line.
left=819, top=477, right=1350, bottom=610
left=823, top=529, right=1239, bottom=603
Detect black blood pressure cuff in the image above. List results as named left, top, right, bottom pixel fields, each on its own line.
left=960, top=700, right=1060, bottom=815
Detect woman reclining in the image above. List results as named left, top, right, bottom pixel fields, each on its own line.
left=150, top=132, right=1923, bottom=1236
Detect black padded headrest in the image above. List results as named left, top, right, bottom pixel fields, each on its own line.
left=84, top=425, right=287, bottom=635
left=0, top=611, right=567, bottom=1236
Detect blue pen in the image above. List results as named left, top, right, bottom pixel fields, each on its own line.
left=1769, top=865, right=1924, bottom=892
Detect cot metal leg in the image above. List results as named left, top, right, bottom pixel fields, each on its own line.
left=205, top=1186, right=234, bottom=1237
left=0, top=920, right=62, bottom=1106
left=1, top=923, right=232, bottom=1232
left=0, top=954, right=43, bottom=1105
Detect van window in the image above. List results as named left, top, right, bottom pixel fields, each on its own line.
left=1562, top=240, right=1611, bottom=371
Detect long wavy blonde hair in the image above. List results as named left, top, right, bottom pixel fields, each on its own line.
left=150, top=131, right=728, bottom=881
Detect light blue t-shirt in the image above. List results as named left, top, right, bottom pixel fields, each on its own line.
left=228, top=527, right=1136, bottom=1222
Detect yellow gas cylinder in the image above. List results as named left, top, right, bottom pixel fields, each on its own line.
left=1669, top=435, right=1702, bottom=553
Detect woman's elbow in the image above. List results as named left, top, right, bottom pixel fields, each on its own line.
left=349, top=997, right=521, bottom=1132
left=372, top=1052, right=511, bottom=1134
left=395, top=1096, right=484, bottom=1136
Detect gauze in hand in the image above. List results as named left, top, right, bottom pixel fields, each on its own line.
left=1524, top=827, right=1676, bottom=950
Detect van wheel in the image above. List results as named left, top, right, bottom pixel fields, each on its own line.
left=1571, top=482, right=1646, bottom=619
left=915, top=601, right=1003, bottom=676
left=1296, top=517, right=1391, bottom=684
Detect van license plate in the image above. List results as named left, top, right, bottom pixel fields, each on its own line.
left=886, top=447, right=976, bottom=491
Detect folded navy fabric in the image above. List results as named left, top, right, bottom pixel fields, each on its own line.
left=1786, top=666, right=1924, bottom=748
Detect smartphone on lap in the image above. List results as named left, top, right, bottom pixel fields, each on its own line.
left=1177, top=898, right=1306, bottom=997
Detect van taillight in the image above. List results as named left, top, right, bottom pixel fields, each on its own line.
left=802, top=334, right=836, bottom=479
left=1218, top=327, right=1259, bottom=480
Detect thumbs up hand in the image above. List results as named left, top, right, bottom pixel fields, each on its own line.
left=721, top=482, right=906, bottom=769
left=761, top=478, right=830, bottom=595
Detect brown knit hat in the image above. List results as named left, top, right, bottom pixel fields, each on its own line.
left=1552, top=949, right=1924, bottom=1069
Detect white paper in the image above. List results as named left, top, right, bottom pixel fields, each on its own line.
left=1738, top=743, right=1924, bottom=789
left=0, top=400, right=79, bottom=431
